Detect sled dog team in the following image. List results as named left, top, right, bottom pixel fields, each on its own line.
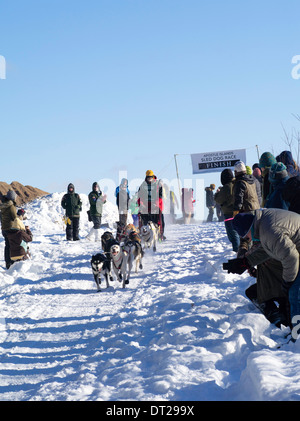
left=91, top=221, right=159, bottom=292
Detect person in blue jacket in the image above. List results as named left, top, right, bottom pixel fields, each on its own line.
left=265, top=162, right=289, bottom=210
left=115, top=178, right=130, bottom=225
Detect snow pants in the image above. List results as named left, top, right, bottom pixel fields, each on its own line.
left=140, top=213, right=159, bottom=227
left=66, top=217, right=80, bottom=241
left=206, top=206, right=214, bottom=222
left=2, top=230, right=12, bottom=269
left=289, top=270, right=300, bottom=334
left=91, top=215, right=101, bottom=230
left=119, top=213, right=127, bottom=226
left=224, top=214, right=240, bottom=252
left=132, top=214, right=139, bottom=227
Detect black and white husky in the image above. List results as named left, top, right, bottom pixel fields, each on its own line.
left=123, top=239, right=143, bottom=283
left=110, top=243, right=128, bottom=288
left=91, top=253, right=113, bottom=292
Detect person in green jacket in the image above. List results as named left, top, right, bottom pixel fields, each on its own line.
left=61, top=183, right=82, bottom=241
left=86, top=182, right=106, bottom=241
left=129, top=192, right=139, bottom=227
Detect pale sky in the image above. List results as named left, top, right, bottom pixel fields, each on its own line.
left=1, top=0, right=300, bottom=216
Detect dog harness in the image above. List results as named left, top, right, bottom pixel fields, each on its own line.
left=112, top=254, right=123, bottom=270
left=142, top=231, right=151, bottom=242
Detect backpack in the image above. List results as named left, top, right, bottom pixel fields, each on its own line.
left=282, top=176, right=300, bottom=214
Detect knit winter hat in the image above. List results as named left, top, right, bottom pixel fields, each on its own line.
left=220, top=168, right=234, bottom=185
left=146, top=170, right=154, bottom=177
left=6, top=190, right=16, bottom=201
left=234, top=161, right=246, bottom=174
left=276, top=150, right=294, bottom=166
left=246, top=166, right=252, bottom=175
left=269, top=162, right=288, bottom=183
left=232, top=212, right=255, bottom=238
left=276, top=150, right=299, bottom=177
left=259, top=152, right=276, bottom=169
left=252, top=167, right=261, bottom=178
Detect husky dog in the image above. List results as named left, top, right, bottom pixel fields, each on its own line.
left=101, top=231, right=115, bottom=252
left=110, top=243, right=129, bottom=288
left=91, top=253, right=113, bottom=291
left=123, top=237, right=143, bottom=281
left=116, top=221, right=126, bottom=243
left=140, top=221, right=159, bottom=252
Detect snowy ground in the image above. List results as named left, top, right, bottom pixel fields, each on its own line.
left=0, top=193, right=300, bottom=401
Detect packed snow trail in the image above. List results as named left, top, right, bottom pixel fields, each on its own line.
left=0, top=194, right=300, bottom=401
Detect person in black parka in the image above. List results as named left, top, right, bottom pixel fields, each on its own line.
left=282, top=175, right=300, bottom=214
left=61, top=183, right=82, bottom=241
left=205, top=184, right=215, bottom=222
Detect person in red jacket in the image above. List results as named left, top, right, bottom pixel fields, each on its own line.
left=182, top=188, right=195, bottom=224
left=138, top=170, right=165, bottom=239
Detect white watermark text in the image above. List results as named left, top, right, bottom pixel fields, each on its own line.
left=0, top=55, right=6, bottom=80
left=291, top=55, right=300, bottom=80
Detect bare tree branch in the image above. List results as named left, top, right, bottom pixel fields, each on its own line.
left=279, top=116, right=300, bottom=166
left=292, top=113, right=300, bottom=122
left=281, top=122, right=293, bottom=150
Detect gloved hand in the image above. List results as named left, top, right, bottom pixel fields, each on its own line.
left=281, top=280, right=292, bottom=296
left=248, top=267, right=257, bottom=278
left=222, top=257, right=250, bottom=275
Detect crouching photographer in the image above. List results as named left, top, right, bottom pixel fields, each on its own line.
left=222, top=213, right=257, bottom=276
left=223, top=210, right=300, bottom=336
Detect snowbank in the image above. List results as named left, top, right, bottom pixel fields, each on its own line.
left=23, top=192, right=121, bottom=235
left=0, top=194, right=300, bottom=401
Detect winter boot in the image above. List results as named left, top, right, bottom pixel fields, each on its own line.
left=94, top=228, right=102, bottom=242
left=86, top=227, right=96, bottom=241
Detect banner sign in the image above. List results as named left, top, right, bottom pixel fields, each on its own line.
left=191, top=149, right=246, bottom=174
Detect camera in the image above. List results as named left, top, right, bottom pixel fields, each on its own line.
left=222, top=258, right=249, bottom=275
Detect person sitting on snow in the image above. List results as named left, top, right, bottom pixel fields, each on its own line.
left=0, top=190, right=18, bottom=269
left=6, top=209, right=33, bottom=266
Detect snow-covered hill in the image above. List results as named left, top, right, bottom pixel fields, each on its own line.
left=0, top=194, right=300, bottom=401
